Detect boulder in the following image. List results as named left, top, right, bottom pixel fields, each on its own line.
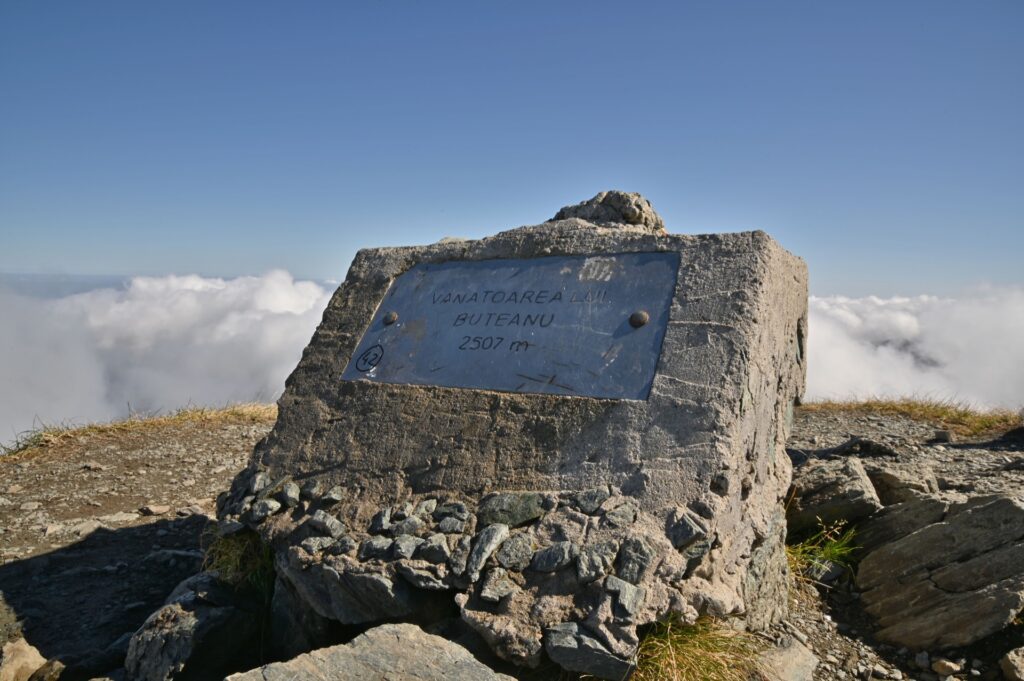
left=226, top=623, right=514, bottom=681
left=757, top=637, right=818, bottom=681
left=1001, top=646, right=1024, bottom=681
left=124, top=572, right=261, bottom=681
left=787, top=457, right=882, bottom=536
left=0, top=638, right=46, bottom=681
left=857, top=495, right=1024, bottom=648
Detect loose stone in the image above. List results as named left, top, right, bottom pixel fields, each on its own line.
left=477, top=493, right=545, bottom=527
left=308, top=510, right=346, bottom=538
left=391, top=516, right=425, bottom=536
left=299, top=479, right=321, bottom=500
left=417, top=533, right=451, bottom=564
left=300, top=536, right=336, bottom=554
left=249, top=471, right=270, bottom=494
left=449, top=535, right=473, bottom=576
left=480, top=567, right=519, bottom=602
left=466, top=524, right=509, bottom=582
left=392, top=534, right=425, bottom=560
left=531, top=541, right=578, bottom=573
left=575, top=486, right=610, bottom=514
left=396, top=563, right=449, bottom=591
left=577, top=540, right=618, bottom=583
left=438, top=517, right=466, bottom=534
left=369, top=507, right=392, bottom=534
left=321, top=486, right=344, bottom=504
left=605, top=575, right=645, bottom=619
left=433, top=502, right=470, bottom=522
left=667, top=509, right=707, bottom=549
left=544, top=622, right=634, bottom=680
left=392, top=501, right=415, bottom=520
left=414, top=499, right=437, bottom=516
left=330, top=536, right=359, bottom=556
left=280, top=481, right=301, bottom=507
left=616, top=537, right=657, bottom=584
left=496, top=533, right=534, bottom=571
left=249, top=499, right=281, bottom=523
left=359, top=536, right=394, bottom=561
left=603, top=499, right=639, bottom=528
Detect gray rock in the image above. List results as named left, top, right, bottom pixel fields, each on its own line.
left=438, top=516, right=465, bottom=534
left=125, top=572, right=260, bottom=681
left=433, top=502, right=470, bottom=521
left=278, top=557, right=420, bottom=625
left=605, top=575, right=645, bottom=619
left=226, top=623, right=515, bottom=681
left=300, top=536, right=336, bottom=555
left=549, top=190, right=665, bottom=233
left=248, top=498, right=281, bottom=523
left=479, top=568, right=518, bottom=602
left=603, top=499, right=639, bottom=528
left=321, top=486, right=344, bottom=504
left=269, top=573, right=334, bottom=660
left=466, top=524, right=509, bottom=582
left=616, top=537, right=657, bottom=584
left=1001, top=646, right=1024, bottom=681
left=788, top=458, right=883, bottom=536
left=369, top=507, right=392, bottom=534
left=358, top=536, right=394, bottom=561
left=280, top=481, right=301, bottom=507
left=857, top=495, right=1024, bottom=648
left=577, top=540, right=618, bottom=583
left=391, top=516, right=424, bottom=537
left=448, top=536, right=472, bottom=577
left=392, top=534, right=425, bottom=560
left=758, top=638, right=818, bottom=681
left=861, top=460, right=939, bottom=505
left=308, top=510, right=346, bottom=538
left=0, top=637, right=45, bottom=681
left=544, top=622, right=634, bottom=680
left=530, top=541, right=578, bottom=573
left=249, top=471, right=270, bottom=494
left=477, top=493, right=545, bottom=528
left=299, top=480, right=321, bottom=500
left=417, top=533, right=451, bottom=564
left=575, top=487, right=610, bottom=514
left=414, top=499, right=437, bottom=516
left=495, top=533, right=534, bottom=571
left=330, top=536, right=359, bottom=556
left=395, top=562, right=449, bottom=591
left=667, top=509, right=707, bottom=550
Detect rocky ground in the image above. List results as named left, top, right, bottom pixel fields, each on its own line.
left=1, top=406, right=1021, bottom=680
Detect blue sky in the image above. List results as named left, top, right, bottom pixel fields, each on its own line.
left=1, top=1, right=1021, bottom=295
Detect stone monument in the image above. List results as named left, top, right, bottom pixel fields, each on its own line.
left=217, top=191, right=808, bottom=678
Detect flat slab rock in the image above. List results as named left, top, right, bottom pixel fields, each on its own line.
left=857, top=494, right=1024, bottom=649
left=225, top=623, right=515, bottom=681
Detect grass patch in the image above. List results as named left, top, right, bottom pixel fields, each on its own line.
left=1, top=403, right=277, bottom=457
left=799, top=397, right=1022, bottom=438
left=786, top=519, right=858, bottom=585
left=202, top=528, right=276, bottom=596
left=632, top=615, right=764, bottom=681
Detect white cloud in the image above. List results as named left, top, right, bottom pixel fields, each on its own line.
left=1, top=274, right=1021, bottom=447
left=807, top=286, right=1024, bottom=409
left=0, top=271, right=331, bottom=444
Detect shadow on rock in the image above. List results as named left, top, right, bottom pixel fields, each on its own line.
left=0, top=516, right=209, bottom=678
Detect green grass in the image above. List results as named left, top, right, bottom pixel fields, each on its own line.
left=1, top=403, right=277, bottom=457
left=799, top=397, right=1021, bottom=438
left=631, top=615, right=765, bottom=681
left=786, top=519, right=858, bottom=585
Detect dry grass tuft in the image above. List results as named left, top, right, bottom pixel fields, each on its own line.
left=786, top=519, right=858, bottom=585
left=631, top=615, right=765, bottom=681
left=202, top=528, right=275, bottom=595
left=1, top=403, right=277, bottom=457
left=800, top=397, right=1021, bottom=438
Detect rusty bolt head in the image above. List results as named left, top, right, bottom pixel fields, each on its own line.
left=629, top=310, right=649, bottom=328
left=383, top=311, right=399, bottom=326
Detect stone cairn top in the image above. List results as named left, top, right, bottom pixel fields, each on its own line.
left=549, top=190, right=666, bottom=233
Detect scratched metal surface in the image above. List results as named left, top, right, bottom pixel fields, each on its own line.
left=341, top=252, right=680, bottom=400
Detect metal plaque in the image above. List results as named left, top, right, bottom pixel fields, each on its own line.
left=341, top=252, right=679, bottom=400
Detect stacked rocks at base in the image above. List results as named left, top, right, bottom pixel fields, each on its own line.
left=217, top=191, right=808, bottom=678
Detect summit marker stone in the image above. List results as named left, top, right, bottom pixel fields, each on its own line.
left=219, top=190, right=807, bottom=678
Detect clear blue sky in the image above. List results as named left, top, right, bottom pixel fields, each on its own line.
left=1, top=1, right=1021, bottom=295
